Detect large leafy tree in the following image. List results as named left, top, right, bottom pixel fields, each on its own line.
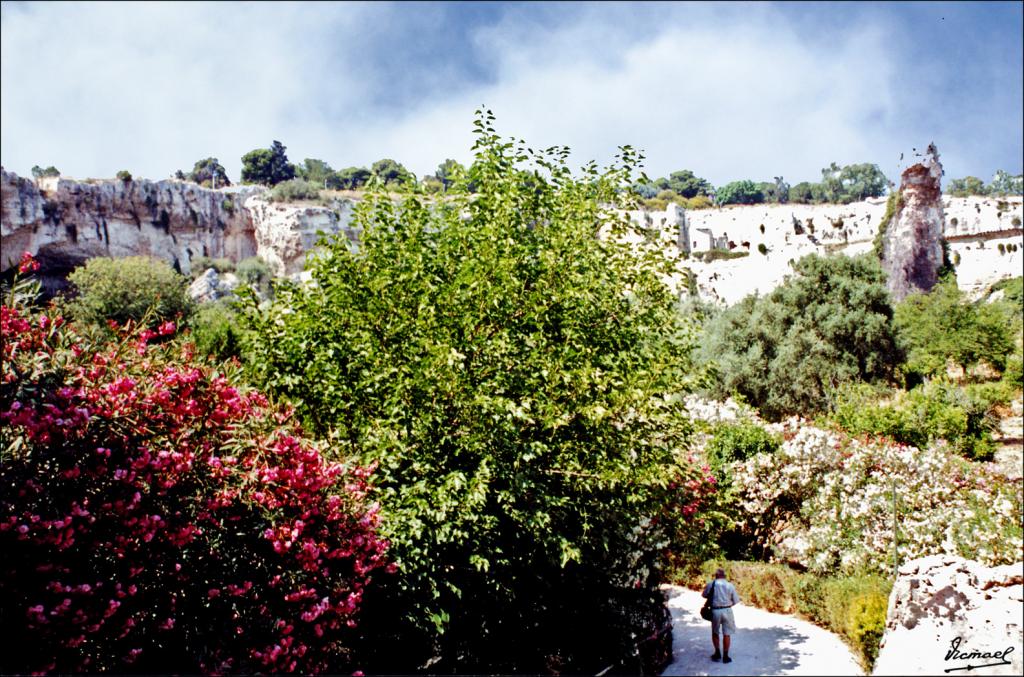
left=296, top=158, right=342, bottom=189
left=945, top=176, right=988, bottom=197
left=716, top=180, right=764, bottom=205
left=335, top=166, right=371, bottom=190
left=434, top=158, right=466, bottom=189
left=895, top=279, right=1016, bottom=376
left=370, top=158, right=413, bottom=186
left=663, top=169, right=713, bottom=198
left=239, top=111, right=714, bottom=673
left=700, top=253, right=903, bottom=419
left=240, top=140, right=295, bottom=186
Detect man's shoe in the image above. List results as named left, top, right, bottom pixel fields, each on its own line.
left=723, top=656, right=732, bottom=664
left=711, top=652, right=722, bottom=662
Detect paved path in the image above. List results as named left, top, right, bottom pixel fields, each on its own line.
left=661, top=585, right=864, bottom=676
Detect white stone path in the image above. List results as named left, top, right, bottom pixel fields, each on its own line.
left=661, top=585, right=864, bottom=676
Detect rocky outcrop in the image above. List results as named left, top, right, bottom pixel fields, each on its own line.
left=246, top=196, right=358, bottom=276
left=1, top=168, right=261, bottom=292
left=187, top=268, right=239, bottom=303
left=880, top=144, right=946, bottom=302
left=873, top=555, right=1023, bottom=676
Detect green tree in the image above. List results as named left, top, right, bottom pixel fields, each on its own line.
left=296, top=157, right=343, bottom=189
left=716, top=180, right=765, bottom=205
left=66, top=256, right=192, bottom=329
left=434, top=158, right=466, bottom=189
left=987, top=169, right=1024, bottom=196
left=895, top=280, right=1015, bottom=376
left=946, top=176, right=988, bottom=197
left=666, top=169, right=713, bottom=198
left=30, top=165, right=60, bottom=179
left=239, top=112, right=712, bottom=673
left=371, top=158, right=413, bottom=186
left=838, top=163, right=888, bottom=202
left=335, top=166, right=372, bottom=190
left=699, top=254, right=903, bottom=419
left=116, top=170, right=132, bottom=182
left=789, top=181, right=818, bottom=204
left=240, top=140, right=295, bottom=186
left=188, top=157, right=231, bottom=188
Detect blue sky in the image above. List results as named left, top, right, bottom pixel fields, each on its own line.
left=1, top=1, right=1021, bottom=187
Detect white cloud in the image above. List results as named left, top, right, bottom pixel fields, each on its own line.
left=1, top=2, right=1018, bottom=187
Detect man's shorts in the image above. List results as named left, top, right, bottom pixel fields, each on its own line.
left=711, top=607, right=736, bottom=635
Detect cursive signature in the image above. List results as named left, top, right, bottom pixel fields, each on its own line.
left=943, top=637, right=1015, bottom=673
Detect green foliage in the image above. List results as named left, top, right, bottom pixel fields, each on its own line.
left=831, top=381, right=998, bottom=460
left=716, top=180, right=764, bottom=205
left=676, top=561, right=890, bottom=671
left=239, top=111, right=712, bottom=672
left=434, top=158, right=467, bottom=189
left=335, top=166, right=371, bottom=190
left=269, top=178, right=322, bottom=203
left=757, top=243, right=769, bottom=255
left=116, top=170, right=132, bottom=182
left=873, top=191, right=902, bottom=260
left=240, top=140, right=295, bottom=186
left=820, top=162, right=888, bottom=204
left=660, top=170, right=713, bottom=198
left=189, top=256, right=234, bottom=277
left=188, top=300, right=245, bottom=362
left=295, top=157, right=342, bottom=189
left=189, top=157, right=231, bottom=187
left=235, top=256, right=272, bottom=295
left=371, top=158, right=413, bottom=186
left=987, top=169, right=1024, bottom=196
left=700, top=249, right=749, bottom=263
left=699, top=254, right=902, bottom=420
left=788, top=181, right=817, bottom=204
left=704, top=421, right=780, bottom=481
left=946, top=176, right=988, bottom=197
left=895, top=280, right=1015, bottom=376
left=30, top=165, right=60, bottom=179
left=683, top=195, right=714, bottom=210
left=66, top=256, right=192, bottom=330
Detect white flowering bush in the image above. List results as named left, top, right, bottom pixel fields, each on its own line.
left=730, top=419, right=1023, bottom=575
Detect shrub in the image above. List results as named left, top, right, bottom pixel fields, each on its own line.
left=642, top=197, right=668, bottom=211
left=683, top=195, right=714, bottom=210
left=190, top=256, right=235, bottom=276
left=116, top=170, right=132, bottom=182
left=269, top=179, right=321, bottom=203
left=235, top=256, right=272, bottom=293
left=31, top=165, right=61, bottom=179
left=0, top=282, right=389, bottom=674
left=221, top=198, right=235, bottom=213
left=239, top=112, right=717, bottom=673
left=757, top=243, right=768, bottom=255
left=704, top=421, right=780, bottom=477
left=831, top=381, right=998, bottom=460
left=66, top=256, right=192, bottom=330
left=895, top=280, right=1015, bottom=377
left=241, top=141, right=295, bottom=186
left=188, top=301, right=246, bottom=362
left=699, top=254, right=902, bottom=420
left=189, top=158, right=231, bottom=188
left=701, top=249, right=749, bottom=263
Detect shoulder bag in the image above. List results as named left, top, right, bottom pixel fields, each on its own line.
left=699, top=579, right=717, bottom=621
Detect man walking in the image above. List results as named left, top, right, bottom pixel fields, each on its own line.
left=702, top=568, right=740, bottom=663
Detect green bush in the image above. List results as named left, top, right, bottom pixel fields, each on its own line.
left=66, top=256, right=192, bottom=330
left=188, top=301, right=245, bottom=362
left=235, top=256, right=272, bottom=293
left=757, top=243, right=768, bottom=255
left=269, top=178, right=321, bottom=203
left=831, top=381, right=998, bottom=460
left=895, top=280, right=1015, bottom=377
left=189, top=256, right=235, bottom=276
left=704, top=421, right=780, bottom=479
left=701, top=249, right=749, bottom=263
left=239, top=112, right=714, bottom=673
left=716, top=180, right=764, bottom=205
left=683, top=195, right=714, bottom=210
left=116, top=170, right=132, bottom=182
left=699, top=254, right=902, bottom=420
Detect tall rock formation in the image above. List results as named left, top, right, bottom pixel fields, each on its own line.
left=880, top=143, right=946, bottom=302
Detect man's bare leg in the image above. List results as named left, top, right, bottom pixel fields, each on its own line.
left=711, top=631, right=721, bottom=660
left=723, top=634, right=732, bottom=663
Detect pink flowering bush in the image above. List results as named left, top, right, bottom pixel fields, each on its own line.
left=0, top=275, right=389, bottom=674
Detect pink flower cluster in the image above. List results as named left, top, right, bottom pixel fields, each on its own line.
left=1, top=303, right=390, bottom=674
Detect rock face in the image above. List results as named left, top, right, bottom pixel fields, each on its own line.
left=1, top=168, right=260, bottom=292
left=3, top=167, right=1020, bottom=303
left=187, top=268, right=239, bottom=303
left=873, top=555, right=1023, bottom=676
left=880, top=144, right=947, bottom=302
